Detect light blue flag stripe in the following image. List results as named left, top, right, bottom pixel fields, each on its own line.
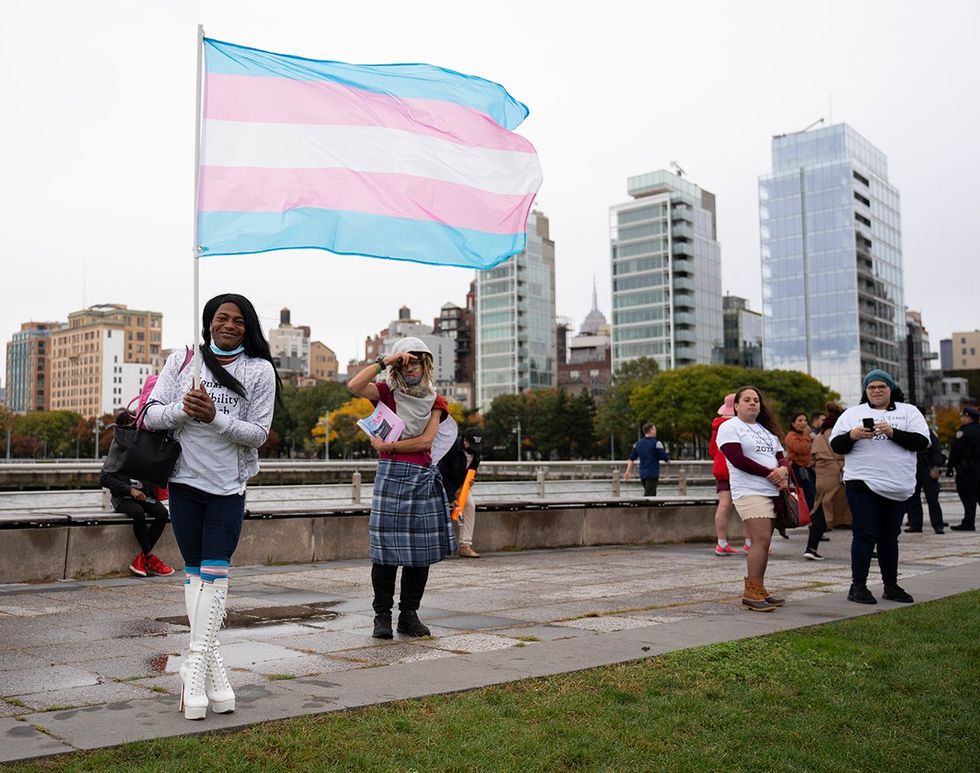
left=204, top=38, right=529, bottom=131
left=199, top=209, right=527, bottom=270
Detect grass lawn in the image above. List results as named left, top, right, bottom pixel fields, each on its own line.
left=15, top=590, right=980, bottom=772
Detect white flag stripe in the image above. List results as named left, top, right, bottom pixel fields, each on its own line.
left=202, top=120, right=542, bottom=197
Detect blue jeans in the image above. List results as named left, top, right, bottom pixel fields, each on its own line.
left=168, top=482, right=245, bottom=567
left=845, top=481, right=904, bottom=587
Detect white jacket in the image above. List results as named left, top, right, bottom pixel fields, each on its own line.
left=144, top=348, right=276, bottom=488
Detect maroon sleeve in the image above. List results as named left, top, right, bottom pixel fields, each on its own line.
left=720, top=442, right=774, bottom=478
left=373, top=383, right=397, bottom=412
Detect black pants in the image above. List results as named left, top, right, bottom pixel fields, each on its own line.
left=955, top=470, right=979, bottom=528
left=845, top=482, right=904, bottom=587
left=371, top=564, right=430, bottom=613
left=806, top=506, right=827, bottom=552
left=905, top=469, right=944, bottom=532
left=115, top=498, right=169, bottom=555
left=793, top=465, right=816, bottom=510
left=641, top=478, right=659, bottom=497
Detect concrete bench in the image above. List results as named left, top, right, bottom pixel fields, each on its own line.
left=0, top=498, right=730, bottom=584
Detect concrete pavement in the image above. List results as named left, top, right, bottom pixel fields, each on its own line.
left=1, top=526, right=979, bottom=763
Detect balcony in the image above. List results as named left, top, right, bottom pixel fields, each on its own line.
left=671, top=223, right=694, bottom=241
left=674, top=328, right=697, bottom=344
left=672, top=240, right=694, bottom=258
left=672, top=276, right=695, bottom=293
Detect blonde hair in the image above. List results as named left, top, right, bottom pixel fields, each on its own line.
left=386, top=352, right=435, bottom=397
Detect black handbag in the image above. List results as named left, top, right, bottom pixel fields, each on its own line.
left=102, top=402, right=181, bottom=487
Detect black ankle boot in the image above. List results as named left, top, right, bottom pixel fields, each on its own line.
left=882, top=584, right=914, bottom=603
left=847, top=584, right=877, bottom=604
left=397, top=610, right=430, bottom=637
left=372, top=612, right=393, bottom=639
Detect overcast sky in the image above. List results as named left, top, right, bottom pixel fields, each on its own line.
left=3, top=0, right=978, bottom=381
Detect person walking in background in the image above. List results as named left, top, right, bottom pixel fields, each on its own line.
left=348, top=337, right=456, bottom=641
left=830, top=369, right=929, bottom=605
left=709, top=394, right=749, bottom=555
left=947, top=406, right=980, bottom=531
left=717, top=386, right=790, bottom=612
left=145, top=293, right=281, bottom=720
left=100, top=415, right=175, bottom=578
left=904, top=407, right=946, bottom=534
left=624, top=423, right=670, bottom=496
left=804, top=402, right=850, bottom=560
left=785, top=411, right=816, bottom=510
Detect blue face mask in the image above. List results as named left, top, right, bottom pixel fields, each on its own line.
left=210, top=341, right=245, bottom=356
left=402, top=374, right=423, bottom=386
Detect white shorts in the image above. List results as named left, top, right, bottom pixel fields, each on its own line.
left=733, top=495, right=776, bottom=521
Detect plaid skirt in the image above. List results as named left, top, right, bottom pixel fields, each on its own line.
left=369, top=460, right=457, bottom=567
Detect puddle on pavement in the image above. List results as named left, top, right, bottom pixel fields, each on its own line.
left=155, top=601, right=340, bottom=630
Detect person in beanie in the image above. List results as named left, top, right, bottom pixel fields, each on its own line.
left=348, top=337, right=456, bottom=639
left=830, top=369, right=929, bottom=604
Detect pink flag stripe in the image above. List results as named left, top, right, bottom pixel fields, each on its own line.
left=205, top=73, right=535, bottom=154
left=200, top=166, right=535, bottom=235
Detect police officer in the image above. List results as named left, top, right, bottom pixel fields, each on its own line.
left=903, top=408, right=946, bottom=534
left=947, top=405, right=980, bottom=531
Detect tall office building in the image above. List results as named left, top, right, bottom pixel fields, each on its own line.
left=5, top=321, right=62, bottom=412
left=713, top=295, right=763, bottom=369
left=475, top=209, right=556, bottom=410
left=760, top=123, right=905, bottom=406
left=49, top=304, right=161, bottom=417
left=610, top=170, right=722, bottom=373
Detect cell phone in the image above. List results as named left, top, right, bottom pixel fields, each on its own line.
left=862, top=418, right=875, bottom=430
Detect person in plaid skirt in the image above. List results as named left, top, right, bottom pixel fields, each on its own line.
left=348, top=337, right=456, bottom=639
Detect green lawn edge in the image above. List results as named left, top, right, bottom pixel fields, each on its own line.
left=12, top=590, right=980, bottom=772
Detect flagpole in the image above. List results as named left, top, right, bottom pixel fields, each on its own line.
left=191, top=24, right=205, bottom=388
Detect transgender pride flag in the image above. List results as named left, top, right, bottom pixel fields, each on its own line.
left=197, top=38, right=542, bottom=269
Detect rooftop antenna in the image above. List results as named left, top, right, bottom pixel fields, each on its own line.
left=772, top=117, right=825, bottom=140
left=670, top=160, right=686, bottom=178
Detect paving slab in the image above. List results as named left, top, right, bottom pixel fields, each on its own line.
left=0, top=531, right=977, bottom=763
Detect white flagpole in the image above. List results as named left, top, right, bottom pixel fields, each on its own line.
left=191, top=24, right=205, bottom=389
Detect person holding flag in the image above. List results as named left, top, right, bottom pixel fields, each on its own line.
left=145, top=293, right=281, bottom=720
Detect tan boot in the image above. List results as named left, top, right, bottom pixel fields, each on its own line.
left=458, top=544, right=481, bottom=558
left=742, top=577, right=776, bottom=612
left=761, top=585, right=785, bottom=607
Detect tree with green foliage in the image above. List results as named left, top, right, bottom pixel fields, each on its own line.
left=271, top=381, right=349, bottom=457
left=482, top=389, right=598, bottom=460
left=594, top=357, right=661, bottom=459
left=630, top=365, right=838, bottom=454
left=13, top=410, right=85, bottom=458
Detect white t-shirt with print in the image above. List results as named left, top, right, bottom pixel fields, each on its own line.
left=716, top=417, right=784, bottom=499
left=829, top=401, right=929, bottom=501
left=171, top=363, right=245, bottom=496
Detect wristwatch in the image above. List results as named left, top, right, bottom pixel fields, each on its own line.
left=375, top=355, right=387, bottom=370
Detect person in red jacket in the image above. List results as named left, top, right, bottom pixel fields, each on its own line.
left=708, top=394, right=750, bottom=555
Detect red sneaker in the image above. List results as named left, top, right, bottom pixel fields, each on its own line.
left=129, top=553, right=148, bottom=577
left=146, top=554, right=175, bottom=576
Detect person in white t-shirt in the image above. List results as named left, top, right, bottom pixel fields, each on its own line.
left=717, top=386, right=791, bottom=612
left=829, top=369, right=929, bottom=606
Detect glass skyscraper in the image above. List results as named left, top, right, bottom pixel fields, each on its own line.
left=610, top=170, right=722, bottom=372
left=475, top=210, right=556, bottom=411
left=760, top=123, right=904, bottom=406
